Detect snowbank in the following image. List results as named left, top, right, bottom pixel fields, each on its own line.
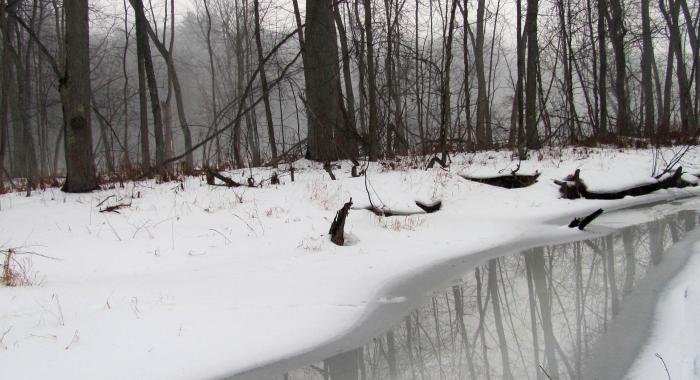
left=1, top=147, right=699, bottom=379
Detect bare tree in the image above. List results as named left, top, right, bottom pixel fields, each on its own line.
left=641, top=0, right=656, bottom=138
left=364, top=0, right=379, bottom=160
left=61, top=0, right=97, bottom=192
left=525, top=0, right=541, bottom=148
left=144, top=0, right=194, bottom=171
left=252, top=0, right=277, bottom=163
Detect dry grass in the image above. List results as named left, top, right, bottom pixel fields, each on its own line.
left=297, top=236, right=324, bottom=252
left=307, top=175, right=346, bottom=210
left=1, top=249, right=41, bottom=287
left=374, top=215, right=426, bottom=232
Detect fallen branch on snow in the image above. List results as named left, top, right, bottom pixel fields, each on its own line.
left=554, top=167, right=694, bottom=200
left=358, top=200, right=442, bottom=217
left=99, top=203, right=132, bottom=213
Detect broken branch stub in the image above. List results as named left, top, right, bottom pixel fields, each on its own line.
left=569, top=208, right=604, bottom=230
left=415, top=200, right=442, bottom=213
left=329, top=198, right=353, bottom=246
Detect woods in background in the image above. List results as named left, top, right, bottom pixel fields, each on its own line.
left=0, top=0, right=698, bottom=192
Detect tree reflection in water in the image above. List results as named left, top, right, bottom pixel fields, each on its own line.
left=278, top=210, right=699, bottom=380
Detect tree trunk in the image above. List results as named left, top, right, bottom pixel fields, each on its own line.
left=641, top=0, right=656, bottom=138
left=304, top=0, right=346, bottom=162
left=364, top=0, right=379, bottom=160
left=664, top=0, right=697, bottom=135
left=516, top=0, right=526, bottom=158
left=144, top=2, right=193, bottom=171
left=461, top=0, right=472, bottom=149
left=606, top=0, right=630, bottom=136
left=60, top=0, right=97, bottom=192
left=598, top=0, right=608, bottom=136
left=475, top=0, right=490, bottom=148
left=0, top=0, right=9, bottom=188
left=334, top=3, right=360, bottom=158
left=525, top=0, right=541, bottom=149
left=253, top=0, right=277, bottom=163
left=132, top=0, right=165, bottom=167
left=659, top=33, right=674, bottom=139
left=439, top=0, right=458, bottom=163
left=677, top=0, right=698, bottom=125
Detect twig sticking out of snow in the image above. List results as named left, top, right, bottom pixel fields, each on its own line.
left=654, top=353, right=672, bottom=380
left=99, top=203, right=132, bottom=214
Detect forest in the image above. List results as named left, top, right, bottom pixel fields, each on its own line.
left=0, top=0, right=698, bottom=191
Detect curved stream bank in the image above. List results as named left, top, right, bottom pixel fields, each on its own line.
left=234, top=198, right=700, bottom=380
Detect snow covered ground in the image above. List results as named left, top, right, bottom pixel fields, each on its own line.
left=1, top=147, right=700, bottom=379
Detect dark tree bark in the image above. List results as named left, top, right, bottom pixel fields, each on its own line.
left=659, top=31, right=674, bottom=138
left=677, top=0, right=698, bottom=127
left=0, top=0, right=8, bottom=188
left=133, top=3, right=150, bottom=171
left=60, top=0, right=97, bottom=192
left=364, top=0, right=379, bottom=160
left=304, top=0, right=347, bottom=162
left=439, top=0, right=458, bottom=163
left=606, top=0, right=630, bottom=136
left=598, top=0, right=608, bottom=136
left=121, top=0, right=131, bottom=169
left=525, top=0, right=541, bottom=149
left=641, top=0, right=656, bottom=138
left=516, top=0, right=526, bottom=158
left=475, top=0, right=491, bottom=148
left=660, top=0, right=697, bottom=135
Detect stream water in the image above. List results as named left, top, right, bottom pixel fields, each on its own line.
left=271, top=208, right=700, bottom=380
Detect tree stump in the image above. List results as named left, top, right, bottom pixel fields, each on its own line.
left=329, top=198, right=353, bottom=246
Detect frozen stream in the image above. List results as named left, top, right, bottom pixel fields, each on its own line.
left=252, top=207, right=700, bottom=380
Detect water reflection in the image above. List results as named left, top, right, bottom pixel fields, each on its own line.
left=279, top=210, right=699, bottom=380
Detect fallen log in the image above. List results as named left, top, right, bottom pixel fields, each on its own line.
left=569, top=208, right=604, bottom=230
left=460, top=172, right=540, bottom=189
left=206, top=170, right=246, bottom=188
left=329, top=198, right=353, bottom=246
left=206, top=170, right=284, bottom=188
left=555, top=167, right=693, bottom=200
left=359, top=200, right=442, bottom=217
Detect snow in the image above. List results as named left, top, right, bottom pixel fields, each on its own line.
left=623, top=238, right=700, bottom=380
left=1, top=147, right=700, bottom=379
